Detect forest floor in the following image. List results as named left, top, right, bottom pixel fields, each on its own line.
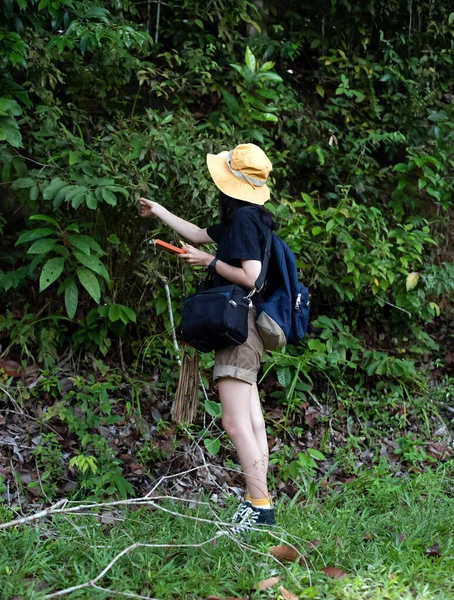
left=1, top=467, right=454, bottom=599
left=1, top=365, right=454, bottom=599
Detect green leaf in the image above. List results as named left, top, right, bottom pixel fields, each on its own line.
left=101, top=188, right=117, bottom=206
left=155, top=297, right=167, bottom=316
left=277, top=367, right=291, bottom=388
left=64, top=277, right=79, bottom=319
left=68, top=234, right=103, bottom=256
left=0, top=116, right=22, bottom=147
left=86, top=191, right=97, bottom=210
left=30, top=185, right=39, bottom=201
left=260, top=61, right=275, bottom=72
left=221, top=89, right=240, bottom=114
left=64, top=185, right=87, bottom=203
left=71, top=191, right=86, bottom=209
left=108, top=304, right=122, bottom=322
left=0, top=98, right=21, bottom=116
left=39, top=257, right=65, bottom=291
left=29, top=214, right=59, bottom=227
left=204, top=438, right=220, bottom=456
left=68, top=235, right=90, bottom=255
left=120, top=306, right=136, bottom=323
left=68, top=151, right=79, bottom=166
left=257, top=72, right=283, bottom=83
left=43, top=178, right=67, bottom=200
left=316, top=84, right=325, bottom=97
left=27, top=238, right=58, bottom=254
left=77, top=267, right=101, bottom=303
left=307, top=448, right=326, bottom=461
left=406, top=272, right=419, bottom=291
left=73, top=249, right=110, bottom=282
left=12, top=177, right=35, bottom=189
left=107, top=233, right=120, bottom=245
left=308, top=339, right=327, bottom=353
left=245, top=47, right=256, bottom=73
left=16, top=228, right=55, bottom=245
left=427, top=110, right=447, bottom=122
left=205, top=400, right=222, bottom=418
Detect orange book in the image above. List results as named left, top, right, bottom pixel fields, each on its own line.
left=153, top=239, right=186, bottom=255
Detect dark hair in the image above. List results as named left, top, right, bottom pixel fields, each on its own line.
left=218, top=191, right=277, bottom=230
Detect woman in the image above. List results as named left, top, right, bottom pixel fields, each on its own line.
left=138, top=143, right=276, bottom=531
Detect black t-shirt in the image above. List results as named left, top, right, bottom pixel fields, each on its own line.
left=206, top=205, right=269, bottom=289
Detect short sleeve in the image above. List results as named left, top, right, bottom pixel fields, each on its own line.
left=229, top=208, right=262, bottom=261
left=206, top=223, right=225, bottom=243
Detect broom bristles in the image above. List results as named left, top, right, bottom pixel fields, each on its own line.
left=173, top=350, right=199, bottom=423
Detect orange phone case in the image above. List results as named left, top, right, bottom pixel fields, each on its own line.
left=153, top=239, right=186, bottom=255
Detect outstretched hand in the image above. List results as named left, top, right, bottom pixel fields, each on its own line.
left=179, top=244, right=214, bottom=267
left=138, top=197, right=160, bottom=218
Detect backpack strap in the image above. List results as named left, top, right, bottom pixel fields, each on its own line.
left=248, top=227, right=272, bottom=296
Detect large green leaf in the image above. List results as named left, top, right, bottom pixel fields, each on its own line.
left=63, top=185, right=87, bottom=203
left=73, top=249, right=110, bottom=281
left=221, top=89, right=240, bottom=114
left=77, top=267, right=100, bottom=303
left=0, top=116, right=22, bottom=147
left=15, top=228, right=55, bottom=246
left=120, top=306, right=136, bottom=323
left=71, top=191, right=86, bottom=209
left=68, top=235, right=103, bottom=256
left=64, top=278, right=79, bottom=319
left=101, top=188, right=117, bottom=206
left=108, top=304, right=122, bottom=322
left=12, top=177, right=35, bottom=189
left=43, top=178, right=67, bottom=200
left=0, top=98, right=21, bottom=116
left=27, top=238, right=58, bottom=254
left=39, top=257, right=65, bottom=291
left=29, top=214, right=59, bottom=227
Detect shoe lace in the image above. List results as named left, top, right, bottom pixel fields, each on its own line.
left=230, top=506, right=260, bottom=534
left=232, top=502, right=251, bottom=523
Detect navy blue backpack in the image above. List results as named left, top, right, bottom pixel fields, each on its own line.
left=253, top=230, right=310, bottom=350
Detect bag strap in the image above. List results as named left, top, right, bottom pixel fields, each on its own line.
left=250, top=227, right=273, bottom=295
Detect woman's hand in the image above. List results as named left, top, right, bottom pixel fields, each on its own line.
left=138, top=197, right=161, bottom=218
left=180, top=244, right=214, bottom=267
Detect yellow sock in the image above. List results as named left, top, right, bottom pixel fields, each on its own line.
left=251, top=497, right=272, bottom=509
left=246, top=494, right=252, bottom=503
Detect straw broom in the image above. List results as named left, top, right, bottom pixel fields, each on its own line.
left=159, top=274, right=199, bottom=423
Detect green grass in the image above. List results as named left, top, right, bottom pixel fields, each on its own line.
left=1, top=467, right=454, bottom=599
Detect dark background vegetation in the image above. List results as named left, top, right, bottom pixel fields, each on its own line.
left=0, top=0, right=453, bottom=503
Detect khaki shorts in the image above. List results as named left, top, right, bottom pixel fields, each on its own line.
left=214, top=308, right=264, bottom=385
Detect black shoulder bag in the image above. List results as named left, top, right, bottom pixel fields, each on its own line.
left=178, top=229, right=272, bottom=353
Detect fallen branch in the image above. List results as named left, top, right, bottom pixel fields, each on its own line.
left=44, top=538, right=219, bottom=598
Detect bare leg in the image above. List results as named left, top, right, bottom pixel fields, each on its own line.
left=249, top=383, right=269, bottom=478
left=218, top=377, right=269, bottom=500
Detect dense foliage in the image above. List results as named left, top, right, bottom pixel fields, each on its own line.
left=1, top=0, right=454, bottom=500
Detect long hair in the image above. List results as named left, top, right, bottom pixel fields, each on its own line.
left=218, top=191, right=277, bottom=230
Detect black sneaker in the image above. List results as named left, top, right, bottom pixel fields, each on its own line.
left=231, top=505, right=276, bottom=534
left=231, top=501, right=252, bottom=523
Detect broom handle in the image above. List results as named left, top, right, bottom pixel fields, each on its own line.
left=157, top=273, right=181, bottom=366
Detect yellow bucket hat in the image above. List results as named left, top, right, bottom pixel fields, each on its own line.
left=206, top=143, right=272, bottom=205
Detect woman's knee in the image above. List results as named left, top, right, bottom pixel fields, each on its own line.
left=222, top=414, right=251, bottom=440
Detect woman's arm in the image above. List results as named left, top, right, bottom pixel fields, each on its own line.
left=180, top=244, right=261, bottom=289
left=137, top=198, right=214, bottom=244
